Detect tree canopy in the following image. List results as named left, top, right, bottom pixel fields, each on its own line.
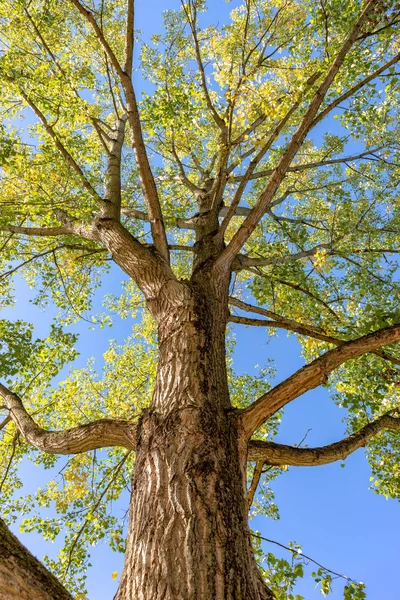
left=0, top=1, right=399, bottom=599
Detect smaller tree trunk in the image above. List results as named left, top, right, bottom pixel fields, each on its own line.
left=0, top=519, right=72, bottom=600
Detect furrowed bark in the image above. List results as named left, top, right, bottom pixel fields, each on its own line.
left=0, top=384, right=136, bottom=454
left=239, top=323, right=400, bottom=440
left=0, top=519, right=73, bottom=600
left=247, top=412, right=400, bottom=466
left=93, top=218, right=175, bottom=301
left=115, top=275, right=273, bottom=600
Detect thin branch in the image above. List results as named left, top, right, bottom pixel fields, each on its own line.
left=251, top=533, right=359, bottom=585
left=239, top=322, right=400, bottom=440
left=0, top=244, right=97, bottom=281
left=247, top=411, right=400, bottom=466
left=229, top=147, right=384, bottom=183
left=63, top=451, right=130, bottom=580
left=229, top=315, right=283, bottom=328
left=312, top=52, right=400, bottom=128
left=181, top=0, right=226, bottom=131
left=214, top=1, right=383, bottom=272
left=0, top=383, right=136, bottom=454
left=231, top=113, right=267, bottom=146
left=234, top=242, right=332, bottom=268
left=171, top=139, right=204, bottom=195
left=229, top=297, right=400, bottom=367
left=4, top=76, right=101, bottom=202
left=23, top=6, right=110, bottom=154
left=0, top=433, right=19, bottom=494
left=219, top=72, right=322, bottom=238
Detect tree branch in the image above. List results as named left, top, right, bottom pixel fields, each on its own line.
left=228, top=147, right=384, bottom=183
left=3, top=75, right=102, bottom=202
left=0, top=224, right=70, bottom=237
left=103, top=114, right=128, bottom=218
left=68, top=0, right=170, bottom=262
left=247, top=411, right=400, bottom=465
left=229, top=315, right=283, bottom=328
left=234, top=242, right=332, bottom=268
left=312, top=52, right=400, bottom=128
left=124, top=0, right=134, bottom=76
left=219, top=73, right=322, bottom=238
left=239, top=322, right=400, bottom=440
left=229, top=297, right=400, bottom=367
left=181, top=0, right=227, bottom=132
left=247, top=460, right=264, bottom=508
left=0, top=383, right=136, bottom=454
left=0, top=519, right=73, bottom=600
left=214, top=0, right=383, bottom=272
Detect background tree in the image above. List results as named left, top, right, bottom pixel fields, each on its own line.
left=0, top=0, right=400, bottom=598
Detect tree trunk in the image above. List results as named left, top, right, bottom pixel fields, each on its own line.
left=0, top=519, right=72, bottom=600
left=115, top=282, right=273, bottom=600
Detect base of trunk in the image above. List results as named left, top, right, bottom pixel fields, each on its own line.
left=115, top=408, right=273, bottom=600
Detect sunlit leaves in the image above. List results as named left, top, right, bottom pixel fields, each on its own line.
left=0, top=1, right=399, bottom=598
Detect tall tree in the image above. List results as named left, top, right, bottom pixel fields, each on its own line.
left=0, top=0, right=399, bottom=598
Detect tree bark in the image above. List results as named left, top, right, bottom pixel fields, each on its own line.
left=0, top=519, right=73, bottom=600
left=114, top=282, right=273, bottom=600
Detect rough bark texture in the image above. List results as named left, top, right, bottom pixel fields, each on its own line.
left=0, top=519, right=72, bottom=600
left=114, top=282, right=273, bottom=600
left=2, top=5, right=398, bottom=599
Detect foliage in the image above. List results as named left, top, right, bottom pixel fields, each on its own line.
left=0, top=0, right=399, bottom=598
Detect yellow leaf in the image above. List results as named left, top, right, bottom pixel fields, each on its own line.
left=112, top=572, right=118, bottom=580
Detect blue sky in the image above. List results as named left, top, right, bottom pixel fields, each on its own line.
left=3, top=0, right=400, bottom=599
left=9, top=275, right=399, bottom=599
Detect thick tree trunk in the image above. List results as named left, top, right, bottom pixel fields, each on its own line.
left=115, top=282, right=273, bottom=600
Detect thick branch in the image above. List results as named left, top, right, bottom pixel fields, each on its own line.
left=0, top=383, right=136, bottom=454
left=0, top=224, right=70, bottom=237
left=247, top=412, right=400, bottom=466
left=103, top=114, right=128, bottom=218
left=214, top=0, right=382, bottom=272
left=124, top=0, right=134, bottom=75
left=93, top=218, right=180, bottom=304
left=239, top=323, right=400, bottom=440
left=247, top=461, right=264, bottom=508
left=68, top=0, right=169, bottom=262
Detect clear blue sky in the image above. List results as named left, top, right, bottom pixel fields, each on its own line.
left=5, top=1, right=399, bottom=599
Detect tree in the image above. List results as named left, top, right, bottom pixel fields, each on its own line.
left=0, top=0, right=399, bottom=598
